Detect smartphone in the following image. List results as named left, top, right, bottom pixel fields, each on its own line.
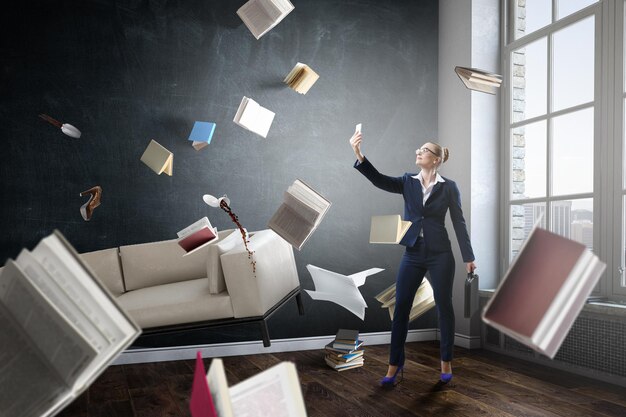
left=355, top=123, right=362, bottom=133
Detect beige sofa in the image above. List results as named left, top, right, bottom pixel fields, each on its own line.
left=79, top=228, right=302, bottom=347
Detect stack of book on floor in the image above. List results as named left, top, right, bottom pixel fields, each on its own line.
left=324, top=329, right=364, bottom=372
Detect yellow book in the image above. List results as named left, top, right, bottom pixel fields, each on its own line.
left=140, top=139, right=173, bottom=176
left=284, top=63, right=319, bottom=94
left=369, top=215, right=411, bottom=244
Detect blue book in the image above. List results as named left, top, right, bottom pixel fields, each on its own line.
left=188, top=121, right=216, bottom=150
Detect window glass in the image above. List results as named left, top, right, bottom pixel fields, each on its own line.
left=553, top=16, right=595, bottom=111
left=549, top=198, right=593, bottom=250
left=551, top=108, right=594, bottom=195
left=556, top=0, right=597, bottom=20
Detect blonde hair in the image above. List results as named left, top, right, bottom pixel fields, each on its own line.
left=426, top=142, right=449, bottom=164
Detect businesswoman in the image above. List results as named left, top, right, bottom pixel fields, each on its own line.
left=349, top=130, right=476, bottom=386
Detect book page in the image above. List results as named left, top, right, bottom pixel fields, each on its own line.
left=229, top=362, right=307, bottom=417
left=370, top=215, right=403, bottom=244
left=283, top=191, right=319, bottom=225
left=0, top=261, right=97, bottom=386
left=305, top=265, right=368, bottom=320
left=0, top=300, right=68, bottom=417
left=289, top=180, right=330, bottom=215
left=233, top=97, right=249, bottom=124
left=284, top=63, right=304, bottom=84
left=259, top=0, right=284, bottom=22
left=206, top=358, right=234, bottom=417
left=177, top=217, right=212, bottom=239
left=268, top=203, right=312, bottom=249
left=237, top=1, right=275, bottom=39
left=16, top=249, right=109, bottom=352
left=239, top=100, right=274, bottom=138
left=31, top=234, right=138, bottom=390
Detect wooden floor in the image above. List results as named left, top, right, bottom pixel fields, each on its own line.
left=59, top=341, right=626, bottom=417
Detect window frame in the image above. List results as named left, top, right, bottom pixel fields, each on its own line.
left=501, top=0, right=626, bottom=300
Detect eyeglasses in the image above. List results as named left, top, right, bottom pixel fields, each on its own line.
left=416, top=148, right=437, bottom=156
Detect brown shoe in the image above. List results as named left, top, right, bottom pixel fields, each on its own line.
left=79, top=186, right=102, bottom=221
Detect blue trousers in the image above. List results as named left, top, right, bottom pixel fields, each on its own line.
left=389, top=239, right=456, bottom=365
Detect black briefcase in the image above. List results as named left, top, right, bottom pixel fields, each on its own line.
left=464, top=272, right=479, bottom=318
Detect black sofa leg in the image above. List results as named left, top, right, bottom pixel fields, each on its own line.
left=260, top=320, right=271, bottom=347
left=296, top=292, right=304, bottom=315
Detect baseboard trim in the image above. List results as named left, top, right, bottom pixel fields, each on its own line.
left=453, top=332, right=482, bottom=349
left=114, top=329, right=438, bottom=365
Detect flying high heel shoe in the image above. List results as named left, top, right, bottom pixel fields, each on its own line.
left=380, top=366, right=404, bottom=388
left=79, top=186, right=102, bottom=221
left=440, top=372, right=453, bottom=384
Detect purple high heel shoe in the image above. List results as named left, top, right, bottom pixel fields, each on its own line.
left=380, top=366, right=403, bottom=388
left=440, top=372, right=453, bottom=383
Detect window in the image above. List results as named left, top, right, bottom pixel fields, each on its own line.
left=503, top=0, right=626, bottom=301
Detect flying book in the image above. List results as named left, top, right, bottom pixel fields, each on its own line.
left=375, top=279, right=436, bottom=322
left=188, top=121, right=216, bottom=151
left=140, top=139, right=173, bottom=176
left=190, top=356, right=307, bottom=417
left=233, top=96, right=275, bottom=138
left=482, top=225, right=606, bottom=359
left=455, top=66, right=502, bottom=95
left=304, top=264, right=383, bottom=320
left=284, top=63, right=319, bottom=94
left=190, top=352, right=218, bottom=417
left=237, top=0, right=295, bottom=40
left=369, top=215, right=412, bottom=244
left=177, top=217, right=220, bottom=256
left=268, top=179, right=331, bottom=250
left=0, top=230, right=141, bottom=417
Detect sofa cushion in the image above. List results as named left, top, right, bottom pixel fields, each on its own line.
left=80, top=248, right=125, bottom=296
left=120, top=239, right=212, bottom=291
left=116, top=278, right=234, bottom=328
left=206, top=229, right=250, bottom=294
left=220, top=229, right=299, bottom=318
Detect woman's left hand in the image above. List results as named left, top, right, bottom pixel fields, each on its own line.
left=466, top=262, right=477, bottom=274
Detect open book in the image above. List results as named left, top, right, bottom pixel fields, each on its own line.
left=305, top=264, right=383, bottom=320
left=177, top=217, right=220, bottom=256
left=482, top=225, right=605, bottom=359
left=375, top=279, right=435, bottom=322
left=369, top=215, right=411, bottom=244
left=237, top=0, right=295, bottom=40
left=190, top=354, right=307, bottom=417
left=268, top=179, right=331, bottom=250
left=0, top=231, right=140, bottom=417
left=233, top=96, right=276, bottom=138
left=454, top=66, right=502, bottom=95
left=284, top=63, right=319, bottom=94
left=140, top=139, right=173, bottom=175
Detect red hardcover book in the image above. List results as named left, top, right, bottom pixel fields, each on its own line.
left=190, top=352, right=218, bottom=417
left=178, top=227, right=217, bottom=253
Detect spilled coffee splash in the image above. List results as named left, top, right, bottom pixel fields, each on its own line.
left=220, top=199, right=256, bottom=275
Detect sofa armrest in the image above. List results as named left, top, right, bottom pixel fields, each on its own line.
left=220, top=229, right=299, bottom=318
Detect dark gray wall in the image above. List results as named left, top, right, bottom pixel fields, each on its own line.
left=0, top=0, right=438, bottom=346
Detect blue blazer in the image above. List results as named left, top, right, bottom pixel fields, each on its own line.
left=354, top=157, right=475, bottom=263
